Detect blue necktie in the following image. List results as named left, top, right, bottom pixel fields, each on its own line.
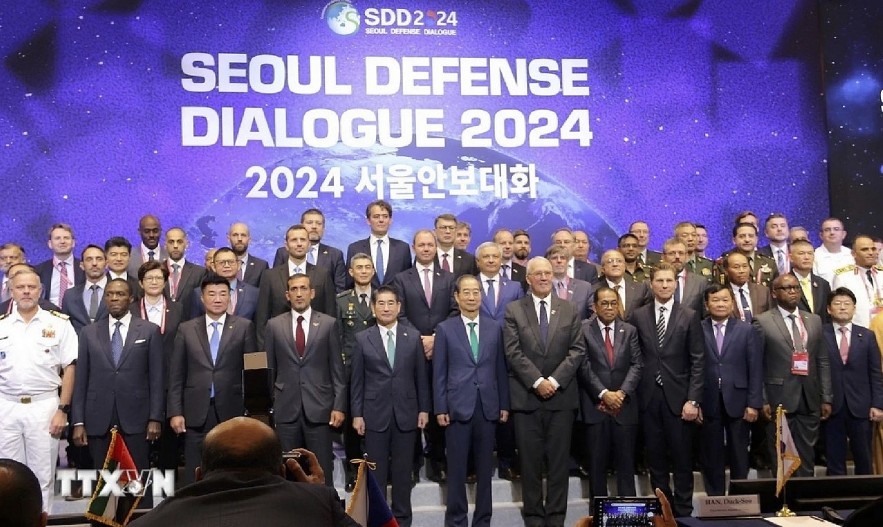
left=375, top=239, right=385, bottom=283
left=539, top=300, right=549, bottom=344
left=485, top=279, right=496, bottom=311
left=739, top=288, right=753, bottom=323
left=111, top=321, right=123, bottom=367
left=209, top=321, right=220, bottom=396
left=307, top=246, right=316, bottom=265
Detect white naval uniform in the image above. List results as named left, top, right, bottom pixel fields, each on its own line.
left=832, top=265, right=883, bottom=328
left=0, top=307, right=78, bottom=512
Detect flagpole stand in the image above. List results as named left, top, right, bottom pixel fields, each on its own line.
left=775, top=504, right=796, bottom=517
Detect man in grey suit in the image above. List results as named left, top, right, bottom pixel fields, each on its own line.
left=723, top=252, right=772, bottom=322
left=595, top=249, right=652, bottom=319
left=265, top=273, right=346, bottom=485
left=71, top=279, right=163, bottom=476
left=756, top=273, right=832, bottom=477
left=62, top=245, right=109, bottom=332
left=352, top=286, right=430, bottom=527
left=227, top=222, right=269, bottom=289
left=128, top=214, right=167, bottom=276
left=272, top=210, right=347, bottom=293
left=168, top=274, right=257, bottom=484
left=662, top=238, right=705, bottom=316
left=546, top=244, right=592, bottom=320
left=578, top=286, right=643, bottom=501
left=503, top=257, right=585, bottom=527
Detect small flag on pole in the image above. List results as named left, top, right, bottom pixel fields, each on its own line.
left=775, top=405, right=801, bottom=497
left=346, top=458, right=399, bottom=527
left=85, top=428, right=142, bottom=526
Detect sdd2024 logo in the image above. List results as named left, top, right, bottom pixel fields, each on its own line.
left=323, top=1, right=361, bottom=36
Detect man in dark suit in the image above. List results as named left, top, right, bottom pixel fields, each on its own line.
left=629, top=220, right=662, bottom=266
left=392, top=230, right=458, bottom=482
left=662, top=238, right=706, bottom=316
left=0, top=242, right=26, bottom=303
left=512, top=229, right=532, bottom=267
left=61, top=245, right=109, bottom=333
left=273, top=210, right=347, bottom=293
left=35, top=223, right=85, bottom=309
left=256, top=224, right=335, bottom=347
left=105, top=237, right=142, bottom=299
left=130, top=260, right=185, bottom=472
left=71, top=279, right=163, bottom=478
left=346, top=200, right=412, bottom=288
left=351, top=286, right=430, bottom=527
left=163, top=227, right=207, bottom=320
left=698, top=284, right=763, bottom=496
left=755, top=273, right=832, bottom=477
left=823, top=287, right=883, bottom=475
left=629, top=262, right=704, bottom=517
left=504, top=257, right=585, bottom=527
left=168, top=274, right=257, bottom=484
left=595, top=249, right=652, bottom=319
left=474, top=241, right=523, bottom=480
left=551, top=228, right=599, bottom=284
left=434, top=213, right=478, bottom=278
left=265, top=273, right=346, bottom=485
left=578, top=286, right=643, bottom=501
left=128, top=214, right=167, bottom=276
left=434, top=275, right=509, bottom=527
left=723, top=252, right=773, bottom=322
left=191, top=247, right=259, bottom=321
left=227, top=222, right=269, bottom=289
left=129, top=417, right=359, bottom=527
left=791, top=239, right=832, bottom=323
left=546, top=244, right=592, bottom=320
left=758, top=213, right=791, bottom=275
left=494, top=229, right=528, bottom=291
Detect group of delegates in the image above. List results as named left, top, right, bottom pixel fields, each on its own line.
left=1, top=202, right=883, bottom=527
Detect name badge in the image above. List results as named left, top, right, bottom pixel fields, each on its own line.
left=791, top=351, right=809, bottom=376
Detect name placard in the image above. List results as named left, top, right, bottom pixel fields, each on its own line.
left=696, top=494, right=762, bottom=518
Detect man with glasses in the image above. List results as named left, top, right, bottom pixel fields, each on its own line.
left=433, top=214, right=477, bottom=278
left=814, top=217, right=854, bottom=284
left=595, top=249, right=651, bottom=319
left=192, top=247, right=259, bottom=321
left=756, top=274, right=832, bottom=477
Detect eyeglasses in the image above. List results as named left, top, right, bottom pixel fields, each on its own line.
left=596, top=300, right=619, bottom=308
left=214, top=259, right=238, bottom=267
left=142, top=276, right=165, bottom=283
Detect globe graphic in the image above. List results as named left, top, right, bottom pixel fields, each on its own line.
left=325, top=2, right=360, bottom=36
left=189, top=139, right=618, bottom=264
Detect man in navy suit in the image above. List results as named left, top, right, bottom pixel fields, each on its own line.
left=661, top=238, right=705, bottom=316
left=578, top=286, right=643, bottom=501
left=351, top=286, right=430, bottom=527
left=594, top=249, right=652, bottom=319
left=494, top=229, right=528, bottom=292
left=264, top=273, right=346, bottom=485
left=551, top=228, right=599, bottom=284
left=546, top=244, right=592, bottom=320
left=346, top=200, right=412, bottom=288
left=273, top=210, right=347, bottom=293
left=790, top=239, right=832, bottom=323
left=433, top=213, right=478, bottom=278
left=392, top=229, right=458, bottom=482
left=227, top=222, right=269, bottom=289
left=71, top=279, right=164, bottom=478
left=191, top=247, right=259, bottom=321
left=168, top=274, right=257, bottom=484
left=62, top=245, right=109, bottom=333
left=698, top=284, right=762, bottom=496
left=758, top=213, right=791, bottom=274
left=824, top=287, right=883, bottom=475
left=34, top=223, right=85, bottom=309
left=434, top=275, right=510, bottom=527
left=474, top=241, right=523, bottom=480
left=629, top=262, right=704, bottom=517
left=163, top=227, right=207, bottom=320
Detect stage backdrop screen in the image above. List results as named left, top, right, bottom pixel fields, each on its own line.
left=1, top=0, right=830, bottom=263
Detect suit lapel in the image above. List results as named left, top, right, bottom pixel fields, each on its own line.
left=280, top=312, right=297, bottom=361
left=116, top=319, right=140, bottom=367
left=96, top=319, right=115, bottom=366
left=369, top=326, right=392, bottom=371
left=702, top=318, right=718, bottom=357
left=215, top=316, right=236, bottom=364
left=545, top=297, right=564, bottom=351
left=771, top=310, right=796, bottom=348
left=520, top=296, right=544, bottom=350
left=196, top=317, right=213, bottom=365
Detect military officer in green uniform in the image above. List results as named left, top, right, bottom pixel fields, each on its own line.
left=618, top=233, right=650, bottom=283
left=675, top=222, right=714, bottom=283
left=714, top=223, right=778, bottom=288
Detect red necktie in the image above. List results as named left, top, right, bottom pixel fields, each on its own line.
left=839, top=326, right=849, bottom=364
left=57, top=261, right=70, bottom=308
left=295, top=315, right=305, bottom=358
left=604, top=326, right=615, bottom=366
left=441, top=253, right=451, bottom=273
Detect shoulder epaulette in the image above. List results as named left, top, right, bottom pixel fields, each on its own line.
left=697, top=255, right=711, bottom=262
left=48, top=310, right=70, bottom=320
left=835, top=264, right=856, bottom=275
left=0, top=313, right=9, bottom=321
left=337, top=289, right=355, bottom=298
left=874, top=264, right=883, bottom=272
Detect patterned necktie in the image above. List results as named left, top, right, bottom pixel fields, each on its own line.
left=58, top=261, right=70, bottom=308
left=238, top=259, right=245, bottom=282
left=557, top=280, right=567, bottom=300
left=656, top=306, right=667, bottom=346
left=788, top=314, right=805, bottom=352
left=739, top=288, right=753, bottom=323
left=295, top=315, right=306, bottom=358
left=715, top=322, right=725, bottom=355
left=375, top=239, right=385, bottom=283
left=441, top=253, right=451, bottom=273
left=228, top=286, right=237, bottom=315
left=485, top=279, right=496, bottom=310
left=209, top=321, right=220, bottom=397
left=171, top=263, right=181, bottom=299
left=539, top=300, right=549, bottom=344
left=386, top=329, right=395, bottom=367
left=111, top=321, right=123, bottom=367
left=777, top=250, right=786, bottom=274
left=501, top=264, right=511, bottom=282
left=88, top=284, right=100, bottom=321
left=604, top=326, right=614, bottom=366
left=468, top=322, right=479, bottom=361
left=422, top=268, right=432, bottom=305
left=839, top=326, right=849, bottom=364
left=148, top=250, right=156, bottom=261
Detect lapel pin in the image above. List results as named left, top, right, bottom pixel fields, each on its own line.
left=312, top=322, right=320, bottom=327
left=551, top=310, right=556, bottom=315
left=403, top=332, right=408, bottom=337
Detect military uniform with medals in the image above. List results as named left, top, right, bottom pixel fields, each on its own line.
left=686, top=255, right=714, bottom=284
left=832, top=263, right=883, bottom=328
left=714, top=250, right=779, bottom=288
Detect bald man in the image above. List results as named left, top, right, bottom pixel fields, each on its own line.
left=130, top=417, right=358, bottom=527
left=0, top=459, right=47, bottom=527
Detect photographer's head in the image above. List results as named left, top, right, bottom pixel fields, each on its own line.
left=198, top=417, right=282, bottom=479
